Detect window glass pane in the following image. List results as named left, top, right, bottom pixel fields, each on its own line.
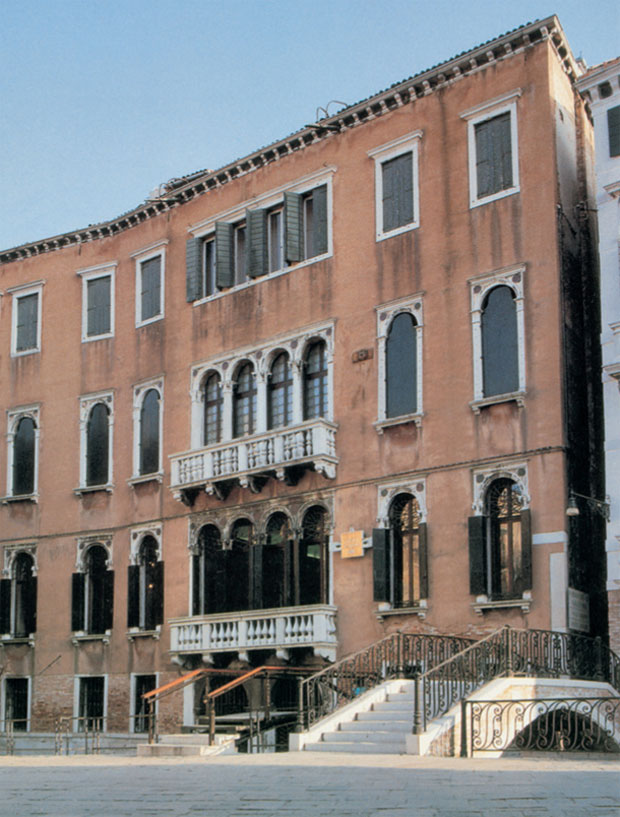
left=233, top=363, right=256, bottom=437
left=268, top=353, right=292, bottom=429
left=5, top=679, right=28, bottom=731
left=13, top=417, right=35, bottom=495
left=16, top=293, right=38, bottom=352
left=13, top=553, right=35, bottom=637
left=299, top=506, right=327, bottom=605
left=486, top=479, right=524, bottom=598
left=481, top=286, right=519, bottom=397
left=204, top=374, right=222, bottom=445
left=303, top=194, right=314, bottom=259
left=87, top=276, right=111, bottom=337
left=386, top=312, right=417, bottom=417
left=204, top=240, right=217, bottom=296
left=86, top=403, right=109, bottom=486
left=389, top=494, right=420, bottom=607
left=234, top=225, right=247, bottom=285
left=86, top=547, right=108, bottom=634
left=268, top=210, right=283, bottom=272
left=139, top=389, right=160, bottom=474
left=303, top=342, right=327, bottom=419
left=140, top=256, right=161, bottom=321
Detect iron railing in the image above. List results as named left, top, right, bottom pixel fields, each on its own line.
left=54, top=716, right=103, bottom=755
left=297, top=631, right=474, bottom=731
left=1, top=719, right=28, bottom=755
left=463, top=697, right=620, bottom=754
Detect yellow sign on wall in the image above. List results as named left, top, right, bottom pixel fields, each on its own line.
left=341, top=530, right=364, bottom=558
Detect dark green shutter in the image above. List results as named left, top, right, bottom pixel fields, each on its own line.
left=247, top=209, right=268, bottom=278
left=608, top=105, right=620, bottom=157
left=372, top=529, right=390, bottom=602
left=71, top=573, right=85, bottom=631
left=383, top=154, right=413, bottom=232
left=476, top=113, right=512, bottom=198
left=215, top=222, right=234, bottom=288
left=127, top=565, right=140, bottom=628
left=250, top=543, right=263, bottom=609
left=25, top=575, right=37, bottom=634
left=192, top=553, right=201, bottom=615
left=153, top=561, right=164, bottom=627
left=16, top=293, right=38, bottom=351
left=520, top=508, right=532, bottom=592
left=103, top=570, right=114, bottom=631
left=468, top=516, right=487, bottom=595
left=186, top=237, right=203, bottom=302
left=284, top=192, right=303, bottom=263
left=418, top=523, right=428, bottom=600
left=0, top=579, right=11, bottom=634
left=312, top=184, right=328, bottom=255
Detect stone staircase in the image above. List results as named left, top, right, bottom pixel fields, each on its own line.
left=137, top=732, right=235, bottom=758
left=303, top=680, right=414, bottom=754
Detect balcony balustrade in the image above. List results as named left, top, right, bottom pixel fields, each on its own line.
left=169, top=604, right=338, bottom=662
left=169, top=418, right=338, bottom=501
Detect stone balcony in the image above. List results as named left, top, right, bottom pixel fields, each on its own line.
left=168, top=604, right=338, bottom=662
left=169, top=419, right=338, bottom=502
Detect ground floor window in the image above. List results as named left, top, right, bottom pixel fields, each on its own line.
left=4, top=678, right=28, bottom=731
left=78, top=676, right=105, bottom=732
left=133, top=675, right=156, bottom=733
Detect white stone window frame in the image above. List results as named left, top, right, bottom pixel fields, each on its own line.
left=469, top=264, right=526, bottom=411
left=471, top=461, right=530, bottom=516
left=73, top=674, right=108, bottom=732
left=189, top=321, right=335, bottom=449
left=1, top=675, right=32, bottom=732
left=9, top=281, right=44, bottom=358
left=129, top=672, right=159, bottom=734
left=132, top=239, right=167, bottom=328
left=5, top=405, right=40, bottom=501
left=461, top=90, right=521, bottom=209
left=77, top=391, right=114, bottom=493
left=376, top=478, right=428, bottom=528
left=75, top=534, right=113, bottom=573
left=77, top=262, right=116, bottom=343
left=130, top=378, right=164, bottom=483
left=1, top=543, right=37, bottom=642
left=368, top=131, right=422, bottom=241
left=129, top=525, right=163, bottom=566
left=374, top=294, right=424, bottom=432
left=188, top=166, right=336, bottom=305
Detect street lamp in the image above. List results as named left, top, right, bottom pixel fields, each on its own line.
left=566, top=491, right=610, bottom=521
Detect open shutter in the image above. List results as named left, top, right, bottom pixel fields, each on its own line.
left=284, top=192, right=303, bottom=263
left=153, top=561, right=164, bottom=627
left=127, top=565, right=140, bottom=628
left=0, top=579, right=11, bottom=634
left=247, top=209, right=268, bottom=278
left=71, top=573, right=85, bottom=631
left=103, top=570, right=114, bottom=632
left=25, top=575, right=37, bottom=634
left=520, top=508, right=532, bottom=592
left=418, top=523, right=428, bottom=600
left=475, top=121, right=492, bottom=198
left=215, top=222, right=234, bottom=288
left=312, top=185, right=328, bottom=255
left=468, top=516, right=487, bottom=595
left=372, top=529, right=390, bottom=602
left=186, top=237, right=203, bottom=302
left=608, top=105, right=620, bottom=157
left=191, top=553, right=201, bottom=615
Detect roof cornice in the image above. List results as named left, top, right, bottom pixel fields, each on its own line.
left=1, top=15, right=576, bottom=265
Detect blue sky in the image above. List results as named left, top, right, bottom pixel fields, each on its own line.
left=1, top=0, right=618, bottom=250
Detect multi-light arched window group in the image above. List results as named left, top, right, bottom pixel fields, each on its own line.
left=191, top=505, right=330, bottom=615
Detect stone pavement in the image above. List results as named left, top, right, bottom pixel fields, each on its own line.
left=0, top=752, right=618, bottom=816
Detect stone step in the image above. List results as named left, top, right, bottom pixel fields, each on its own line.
left=305, top=740, right=405, bottom=754
left=356, top=710, right=410, bottom=722
left=343, top=720, right=409, bottom=733
left=323, top=730, right=405, bottom=743
left=137, top=743, right=220, bottom=758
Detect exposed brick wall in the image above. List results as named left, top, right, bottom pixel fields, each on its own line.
left=31, top=674, right=74, bottom=732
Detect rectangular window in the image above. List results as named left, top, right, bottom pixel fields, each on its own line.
left=133, top=674, right=156, bottom=733
left=4, top=678, right=29, bottom=731
left=87, top=277, right=111, bottom=337
left=234, top=222, right=247, bottom=285
left=78, top=676, right=105, bottom=732
left=11, top=285, right=43, bottom=356
left=268, top=209, right=283, bottom=272
left=369, top=133, right=421, bottom=240
left=608, top=105, right=620, bottom=157
left=140, top=256, right=161, bottom=322
left=204, top=238, right=217, bottom=296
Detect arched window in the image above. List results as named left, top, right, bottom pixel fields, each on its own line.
left=481, top=286, right=518, bottom=397
left=13, top=417, right=36, bottom=496
left=263, top=512, right=292, bottom=609
left=299, top=506, right=329, bottom=605
left=86, top=403, right=110, bottom=486
left=303, top=341, right=328, bottom=420
left=128, top=536, right=163, bottom=631
left=0, top=552, right=37, bottom=638
left=485, top=479, right=525, bottom=599
left=72, top=545, right=114, bottom=634
left=386, top=313, right=417, bottom=418
left=268, top=353, right=293, bottom=429
left=203, top=373, right=223, bottom=445
left=192, top=525, right=223, bottom=615
left=389, top=494, right=424, bottom=607
left=139, top=389, right=160, bottom=475
left=233, top=363, right=256, bottom=437
left=228, top=519, right=252, bottom=613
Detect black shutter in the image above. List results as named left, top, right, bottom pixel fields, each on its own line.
left=468, top=516, right=487, bottom=595
left=372, top=529, right=390, bottom=602
left=192, top=553, right=201, bottom=615
left=103, top=570, right=114, bottom=632
left=215, top=222, right=234, bottom=288
left=312, top=185, right=328, bottom=255
left=520, top=508, right=533, bottom=592
left=247, top=209, right=268, bottom=278
left=71, top=573, right=85, bottom=631
left=0, top=579, right=11, bottom=634
left=475, top=120, right=492, bottom=198
left=250, top=543, right=263, bottom=609
left=608, top=105, right=620, bottom=157
left=186, top=237, right=203, bottom=302
left=153, top=561, right=164, bottom=627
left=284, top=192, right=303, bottom=263
left=25, top=575, right=37, bottom=634
left=127, top=565, right=140, bottom=628
left=418, top=523, right=428, bottom=600
left=497, top=112, right=513, bottom=190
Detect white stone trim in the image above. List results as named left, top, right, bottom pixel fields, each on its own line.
left=375, top=294, right=424, bottom=428
left=368, top=131, right=422, bottom=241
left=376, top=478, right=428, bottom=528
left=532, top=531, right=568, bottom=546
left=469, top=264, right=526, bottom=404
left=132, top=378, right=163, bottom=478
left=74, top=674, right=108, bottom=732
left=5, top=405, right=40, bottom=499
left=129, top=525, right=163, bottom=566
left=461, top=91, right=521, bottom=208
left=75, top=534, right=113, bottom=572
left=10, top=283, right=43, bottom=357
left=78, top=263, right=116, bottom=342
left=471, top=461, right=530, bottom=515
left=135, top=247, right=165, bottom=327
left=2, top=543, right=37, bottom=579
left=78, top=391, right=114, bottom=490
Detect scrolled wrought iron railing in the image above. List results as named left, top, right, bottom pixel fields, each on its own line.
left=464, top=697, right=620, bottom=754
left=297, top=631, right=474, bottom=731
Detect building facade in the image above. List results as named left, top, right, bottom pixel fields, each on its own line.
left=0, top=16, right=605, bottom=735
left=577, top=58, right=620, bottom=655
